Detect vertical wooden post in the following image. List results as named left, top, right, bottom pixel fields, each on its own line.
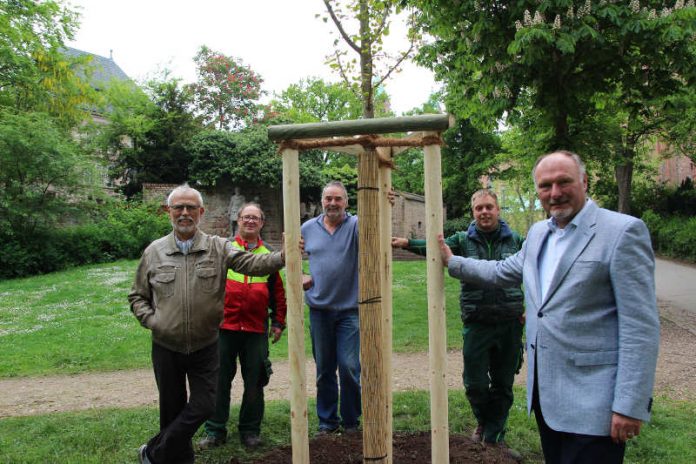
left=281, top=148, right=310, bottom=464
left=358, top=149, right=388, bottom=463
left=377, top=147, right=393, bottom=464
left=423, top=138, right=449, bottom=464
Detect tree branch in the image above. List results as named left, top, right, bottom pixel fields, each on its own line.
left=375, top=40, right=415, bottom=89
left=374, top=7, right=390, bottom=39
left=332, top=50, right=354, bottom=92
left=323, top=0, right=361, bottom=53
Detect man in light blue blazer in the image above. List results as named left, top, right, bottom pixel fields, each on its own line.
left=440, top=151, right=660, bottom=463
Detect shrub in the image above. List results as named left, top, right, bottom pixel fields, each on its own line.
left=0, top=200, right=170, bottom=279
left=641, top=210, right=696, bottom=263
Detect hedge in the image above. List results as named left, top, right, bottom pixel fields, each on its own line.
left=642, top=210, right=696, bottom=263
left=0, top=202, right=170, bottom=279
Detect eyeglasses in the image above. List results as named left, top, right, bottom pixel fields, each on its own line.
left=170, top=204, right=200, bottom=212
left=240, top=215, right=263, bottom=223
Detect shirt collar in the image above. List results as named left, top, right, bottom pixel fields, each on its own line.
left=546, top=198, right=592, bottom=233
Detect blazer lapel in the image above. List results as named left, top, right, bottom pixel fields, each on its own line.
left=541, top=203, right=598, bottom=307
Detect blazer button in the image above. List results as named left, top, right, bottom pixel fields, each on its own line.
left=537, top=311, right=543, bottom=318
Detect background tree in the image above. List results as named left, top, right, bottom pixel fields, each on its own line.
left=270, top=76, right=364, bottom=124
left=322, top=0, right=419, bottom=117
left=0, top=109, right=98, bottom=236
left=99, top=73, right=204, bottom=197
left=0, top=0, right=96, bottom=127
left=188, top=45, right=262, bottom=130
left=269, top=77, right=390, bottom=200
left=412, top=0, right=696, bottom=214
left=187, top=124, right=325, bottom=190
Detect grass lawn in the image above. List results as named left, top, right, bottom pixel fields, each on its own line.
left=0, top=260, right=461, bottom=378
left=2, top=260, right=695, bottom=463
left=1, top=390, right=694, bottom=463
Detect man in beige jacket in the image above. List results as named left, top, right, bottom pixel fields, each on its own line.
left=129, top=184, right=284, bottom=464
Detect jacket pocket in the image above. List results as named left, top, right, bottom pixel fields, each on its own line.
left=572, top=350, right=618, bottom=367
left=195, top=267, right=218, bottom=293
left=152, top=272, right=176, bottom=298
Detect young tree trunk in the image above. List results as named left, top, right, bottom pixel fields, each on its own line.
left=359, top=0, right=374, bottom=119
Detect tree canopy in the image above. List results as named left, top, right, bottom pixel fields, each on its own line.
left=187, top=124, right=325, bottom=190
left=412, top=0, right=696, bottom=213
left=97, top=73, right=204, bottom=197
left=188, top=45, right=263, bottom=130
left=0, top=109, right=97, bottom=236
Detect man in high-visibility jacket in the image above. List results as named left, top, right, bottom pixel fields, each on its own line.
left=198, top=202, right=286, bottom=450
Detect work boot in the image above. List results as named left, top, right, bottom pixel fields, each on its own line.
left=471, top=424, right=484, bottom=443
left=241, top=434, right=262, bottom=448
left=315, top=426, right=340, bottom=437
left=197, top=434, right=226, bottom=450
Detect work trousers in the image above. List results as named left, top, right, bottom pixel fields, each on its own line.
left=147, top=341, right=219, bottom=464
left=463, top=318, right=523, bottom=443
left=204, top=329, right=270, bottom=439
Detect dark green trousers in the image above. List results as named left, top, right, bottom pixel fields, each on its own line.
left=463, top=318, right=524, bottom=443
left=204, top=329, right=271, bottom=438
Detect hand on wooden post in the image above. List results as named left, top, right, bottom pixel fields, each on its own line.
left=387, top=189, right=396, bottom=206
left=391, top=237, right=408, bottom=249
left=280, top=232, right=285, bottom=264
left=302, top=274, right=313, bottom=290
left=437, top=234, right=453, bottom=267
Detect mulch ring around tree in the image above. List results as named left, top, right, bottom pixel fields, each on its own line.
left=228, top=431, right=521, bottom=463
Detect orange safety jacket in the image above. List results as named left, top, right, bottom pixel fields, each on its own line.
left=221, top=236, right=287, bottom=334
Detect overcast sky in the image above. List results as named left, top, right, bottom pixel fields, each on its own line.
left=66, top=0, right=440, bottom=115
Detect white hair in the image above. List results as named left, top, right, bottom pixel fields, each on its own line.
left=166, top=183, right=204, bottom=207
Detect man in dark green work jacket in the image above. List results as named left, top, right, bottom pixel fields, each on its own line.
left=392, top=189, right=524, bottom=461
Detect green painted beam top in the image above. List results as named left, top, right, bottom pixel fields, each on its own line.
left=267, top=114, right=452, bottom=141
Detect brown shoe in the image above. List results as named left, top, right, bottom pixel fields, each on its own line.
left=470, top=424, right=484, bottom=443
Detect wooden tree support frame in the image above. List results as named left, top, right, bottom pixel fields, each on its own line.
left=273, top=114, right=452, bottom=464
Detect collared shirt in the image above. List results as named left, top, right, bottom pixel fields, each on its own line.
left=174, top=236, right=194, bottom=255
left=538, top=199, right=592, bottom=301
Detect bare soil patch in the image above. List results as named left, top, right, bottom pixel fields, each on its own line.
left=228, top=431, right=521, bottom=464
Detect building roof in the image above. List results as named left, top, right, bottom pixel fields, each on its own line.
left=62, top=47, right=130, bottom=91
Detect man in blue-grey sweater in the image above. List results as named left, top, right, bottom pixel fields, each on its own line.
left=301, top=180, right=361, bottom=435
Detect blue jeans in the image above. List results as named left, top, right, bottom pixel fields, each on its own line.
left=309, top=307, right=361, bottom=430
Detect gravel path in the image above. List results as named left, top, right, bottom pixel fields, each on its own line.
left=1, top=301, right=694, bottom=418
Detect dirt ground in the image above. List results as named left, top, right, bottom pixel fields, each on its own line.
left=228, top=431, right=521, bottom=464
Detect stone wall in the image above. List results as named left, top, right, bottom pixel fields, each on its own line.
left=142, top=183, right=438, bottom=256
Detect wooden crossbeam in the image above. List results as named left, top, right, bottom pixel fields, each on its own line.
left=268, top=114, right=452, bottom=140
